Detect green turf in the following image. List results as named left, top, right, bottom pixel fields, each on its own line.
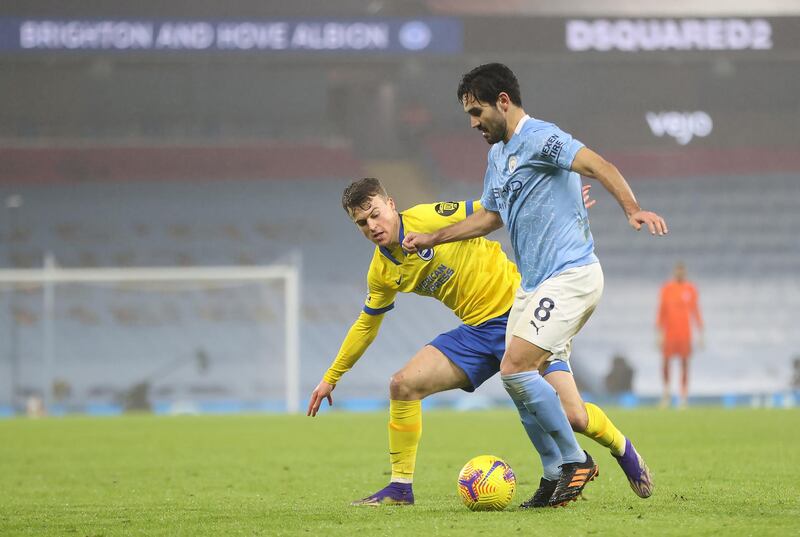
left=1, top=408, right=798, bottom=536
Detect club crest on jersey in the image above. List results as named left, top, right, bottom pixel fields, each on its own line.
left=418, top=248, right=434, bottom=261
left=435, top=202, right=459, bottom=217
left=508, top=155, right=518, bottom=173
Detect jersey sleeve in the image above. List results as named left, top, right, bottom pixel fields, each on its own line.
left=363, top=254, right=398, bottom=315
left=405, top=200, right=481, bottom=232
left=322, top=255, right=396, bottom=385
left=322, top=311, right=385, bottom=385
left=480, top=150, right=500, bottom=211
left=534, top=124, right=585, bottom=171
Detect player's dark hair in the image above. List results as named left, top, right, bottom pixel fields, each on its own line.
left=457, top=63, right=522, bottom=107
left=342, top=178, right=388, bottom=216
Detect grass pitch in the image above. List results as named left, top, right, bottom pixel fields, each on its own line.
left=1, top=408, right=798, bottom=536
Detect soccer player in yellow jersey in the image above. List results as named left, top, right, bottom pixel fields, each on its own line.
left=307, top=178, right=652, bottom=507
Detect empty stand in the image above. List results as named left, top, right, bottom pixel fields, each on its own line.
left=1, top=159, right=797, bottom=408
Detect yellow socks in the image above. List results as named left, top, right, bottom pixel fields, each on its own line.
left=388, top=400, right=422, bottom=482
left=386, top=400, right=623, bottom=482
left=582, top=402, right=626, bottom=457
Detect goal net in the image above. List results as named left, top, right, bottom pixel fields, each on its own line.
left=0, top=259, right=300, bottom=416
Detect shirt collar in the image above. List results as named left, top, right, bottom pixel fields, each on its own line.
left=379, top=214, right=405, bottom=266
left=514, top=114, right=531, bottom=135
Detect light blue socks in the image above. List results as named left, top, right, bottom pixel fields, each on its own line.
left=510, top=398, right=562, bottom=480
left=502, top=370, right=586, bottom=466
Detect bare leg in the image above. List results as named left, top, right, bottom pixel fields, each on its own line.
left=679, top=357, right=690, bottom=409
left=660, top=357, right=671, bottom=408
left=353, top=345, right=470, bottom=506
left=500, top=335, right=551, bottom=375
left=541, top=369, right=588, bottom=432
left=387, top=344, right=471, bottom=479
left=389, top=344, right=471, bottom=400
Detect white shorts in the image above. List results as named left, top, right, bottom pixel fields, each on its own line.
left=506, top=263, right=604, bottom=362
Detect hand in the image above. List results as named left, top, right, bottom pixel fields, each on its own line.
left=656, top=330, right=663, bottom=350
left=307, top=380, right=335, bottom=417
left=402, top=231, right=435, bottom=254
left=582, top=184, right=596, bottom=209
left=696, top=331, right=705, bottom=351
left=628, top=210, right=668, bottom=235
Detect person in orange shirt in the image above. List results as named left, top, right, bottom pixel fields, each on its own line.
left=657, top=262, right=703, bottom=408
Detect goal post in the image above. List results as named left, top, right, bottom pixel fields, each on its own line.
left=0, top=257, right=301, bottom=415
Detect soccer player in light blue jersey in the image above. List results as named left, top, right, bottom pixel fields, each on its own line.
left=404, top=63, right=666, bottom=507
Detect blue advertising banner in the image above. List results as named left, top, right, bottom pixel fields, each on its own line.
left=0, top=18, right=462, bottom=54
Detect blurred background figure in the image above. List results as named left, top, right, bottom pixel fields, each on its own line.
left=605, top=353, right=634, bottom=396
left=657, top=262, right=703, bottom=409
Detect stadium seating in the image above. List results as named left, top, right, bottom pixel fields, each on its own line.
left=438, top=170, right=800, bottom=398
left=0, top=177, right=460, bottom=410
left=1, top=164, right=797, bottom=410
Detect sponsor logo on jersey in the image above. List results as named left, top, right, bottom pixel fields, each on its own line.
left=541, top=134, right=564, bottom=161
left=415, top=263, right=454, bottom=294
left=491, top=180, right=523, bottom=209
left=435, top=202, right=459, bottom=216
left=418, top=248, right=434, bottom=261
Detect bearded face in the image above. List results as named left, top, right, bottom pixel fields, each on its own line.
left=462, top=94, right=509, bottom=145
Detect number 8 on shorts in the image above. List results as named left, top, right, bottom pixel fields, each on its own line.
left=507, top=264, right=604, bottom=362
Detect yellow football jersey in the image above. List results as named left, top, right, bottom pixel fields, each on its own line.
left=363, top=200, right=520, bottom=326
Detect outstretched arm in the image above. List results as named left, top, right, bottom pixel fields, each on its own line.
left=572, top=147, right=668, bottom=235
left=403, top=207, right=503, bottom=253
left=307, top=311, right=385, bottom=416
left=404, top=185, right=594, bottom=253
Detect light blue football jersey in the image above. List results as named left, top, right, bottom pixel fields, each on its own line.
left=479, top=116, right=598, bottom=291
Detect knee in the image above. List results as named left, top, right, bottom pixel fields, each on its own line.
left=500, top=345, right=548, bottom=376
left=499, top=360, right=518, bottom=377
left=389, top=372, right=416, bottom=400
left=500, top=357, right=545, bottom=376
